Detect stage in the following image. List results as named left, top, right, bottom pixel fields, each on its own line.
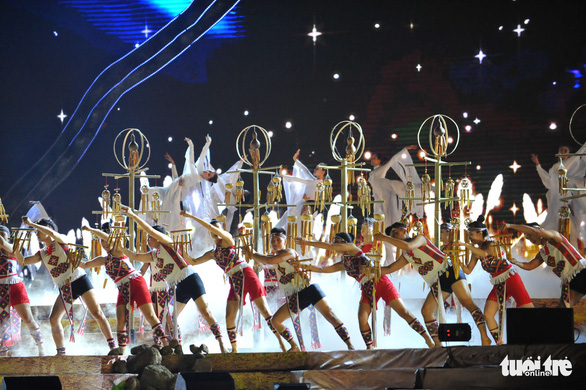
left=0, top=344, right=585, bottom=389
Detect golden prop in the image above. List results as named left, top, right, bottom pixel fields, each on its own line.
left=90, top=228, right=102, bottom=259
left=151, top=191, right=162, bottom=223
left=107, top=226, right=128, bottom=252
left=140, top=184, right=149, bottom=212
left=215, top=215, right=227, bottom=231
left=266, top=180, right=275, bottom=205
left=323, top=173, right=333, bottom=203
left=249, top=129, right=261, bottom=169
left=326, top=215, right=342, bottom=258
left=127, top=133, right=140, bottom=171
left=347, top=215, right=358, bottom=244
left=314, top=181, right=325, bottom=212
left=557, top=159, right=568, bottom=196
left=112, top=189, right=122, bottom=214
left=286, top=216, right=298, bottom=250
left=421, top=170, right=431, bottom=203
left=458, top=176, right=472, bottom=209
left=235, top=176, right=245, bottom=204
left=102, top=185, right=111, bottom=219
left=558, top=205, right=571, bottom=239
left=433, top=121, right=448, bottom=157
left=260, top=213, right=272, bottom=254
left=300, top=213, right=314, bottom=255
left=224, top=183, right=233, bottom=205
left=356, top=175, right=372, bottom=216
left=0, top=197, right=9, bottom=224
left=490, top=233, right=514, bottom=262
left=345, top=131, right=357, bottom=184
left=372, top=213, right=385, bottom=256
left=65, top=244, right=88, bottom=271
left=172, top=229, right=192, bottom=255
left=405, top=181, right=415, bottom=211
left=11, top=228, right=33, bottom=253
left=236, top=222, right=254, bottom=262
left=444, top=176, right=455, bottom=210
left=272, top=171, right=283, bottom=203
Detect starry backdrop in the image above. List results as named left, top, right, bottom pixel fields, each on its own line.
left=1, top=0, right=586, bottom=232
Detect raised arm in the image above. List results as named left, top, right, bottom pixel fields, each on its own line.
left=81, top=225, right=108, bottom=242
left=0, top=234, right=14, bottom=254
left=180, top=210, right=234, bottom=246
left=22, top=216, right=69, bottom=244
left=80, top=255, right=107, bottom=269
left=305, top=261, right=345, bottom=274
left=374, top=233, right=427, bottom=251
left=121, top=205, right=174, bottom=246
left=504, top=223, right=561, bottom=243
left=196, top=135, right=212, bottom=175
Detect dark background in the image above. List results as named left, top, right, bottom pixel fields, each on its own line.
left=1, top=0, right=585, bottom=232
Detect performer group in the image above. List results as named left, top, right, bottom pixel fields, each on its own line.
left=0, top=131, right=585, bottom=357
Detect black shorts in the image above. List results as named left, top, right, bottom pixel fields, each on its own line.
left=439, top=265, right=467, bottom=294
left=175, top=273, right=206, bottom=304
left=569, top=268, right=586, bottom=295
left=298, top=284, right=326, bottom=311
left=71, top=274, right=94, bottom=300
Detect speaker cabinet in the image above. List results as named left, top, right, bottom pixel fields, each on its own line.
left=506, top=307, right=574, bottom=344
left=175, top=371, right=235, bottom=390
left=1, top=376, right=62, bottom=390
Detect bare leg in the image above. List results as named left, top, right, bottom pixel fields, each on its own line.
left=357, top=302, right=374, bottom=349
left=451, top=280, right=491, bottom=346
left=389, top=298, right=435, bottom=348
left=420, top=291, right=443, bottom=347
left=570, top=289, right=585, bottom=306
left=253, top=296, right=290, bottom=352
left=484, top=299, right=500, bottom=344
left=225, top=300, right=239, bottom=353
left=14, top=302, right=44, bottom=356
left=194, top=295, right=226, bottom=353
left=268, top=303, right=299, bottom=352
left=80, top=289, right=114, bottom=348
left=115, top=304, right=128, bottom=353
left=313, top=298, right=354, bottom=350
left=49, top=295, right=66, bottom=354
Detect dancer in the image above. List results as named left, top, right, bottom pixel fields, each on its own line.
left=503, top=222, right=586, bottom=307
left=297, top=232, right=435, bottom=349
left=80, top=223, right=169, bottom=354
left=374, top=222, right=447, bottom=347
left=0, top=225, right=45, bottom=356
left=180, top=210, right=290, bottom=353
left=246, top=227, right=354, bottom=351
left=430, top=222, right=490, bottom=345
left=457, top=216, right=533, bottom=345
left=121, top=206, right=226, bottom=353
left=18, top=217, right=114, bottom=355
left=531, top=143, right=586, bottom=248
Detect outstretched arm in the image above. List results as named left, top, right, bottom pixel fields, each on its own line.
left=81, top=256, right=107, bottom=269
left=504, top=223, right=561, bottom=243
left=196, top=135, right=212, bottom=175
left=374, top=233, right=427, bottom=251
left=121, top=205, right=174, bottom=246
left=183, top=249, right=215, bottom=266
left=380, top=256, right=409, bottom=274
left=510, top=252, right=544, bottom=271
left=81, top=225, right=108, bottom=242
left=122, top=247, right=155, bottom=263
left=0, top=234, right=14, bottom=254
left=247, top=248, right=296, bottom=265
left=181, top=210, right=234, bottom=246
left=304, top=261, right=345, bottom=273
left=295, top=237, right=357, bottom=254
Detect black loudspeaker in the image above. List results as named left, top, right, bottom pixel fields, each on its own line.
left=175, top=371, right=235, bottom=390
left=273, top=384, right=311, bottom=390
left=506, top=307, right=574, bottom=344
left=438, top=323, right=471, bottom=342
left=1, top=376, right=62, bottom=389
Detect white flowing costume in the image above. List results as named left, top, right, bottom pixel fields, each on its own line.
left=368, top=148, right=423, bottom=264
left=535, top=142, right=586, bottom=247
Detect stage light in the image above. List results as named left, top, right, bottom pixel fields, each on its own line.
left=462, top=112, right=468, bottom=118
left=57, top=109, right=67, bottom=124
left=416, top=64, right=422, bottom=72
left=281, top=168, right=288, bottom=176
left=285, top=121, right=292, bottom=129
left=549, top=122, right=557, bottom=130
left=374, top=23, right=380, bottom=29
left=524, top=19, right=530, bottom=24
left=168, top=163, right=173, bottom=169
left=216, top=168, right=222, bottom=174
left=553, top=81, right=557, bottom=85
left=513, top=24, right=525, bottom=37
left=447, top=137, right=453, bottom=144
left=53, top=31, right=58, bottom=36
left=364, top=151, right=372, bottom=160
left=243, top=110, right=249, bottom=116
left=476, top=165, right=481, bottom=170
left=475, top=49, right=486, bottom=64
left=473, top=117, right=481, bottom=124
left=268, top=130, right=274, bottom=137
left=168, top=136, right=173, bottom=142
left=333, top=73, right=340, bottom=80
left=391, top=133, right=398, bottom=139
left=142, top=24, right=153, bottom=38
left=209, top=120, right=214, bottom=125
left=498, top=26, right=504, bottom=31
left=349, top=115, right=355, bottom=120
left=509, top=160, right=521, bottom=173
left=465, top=125, right=472, bottom=132
left=438, top=323, right=471, bottom=342
left=134, top=43, right=140, bottom=48
left=308, top=25, right=322, bottom=43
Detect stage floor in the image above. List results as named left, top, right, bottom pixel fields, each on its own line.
left=1, top=343, right=585, bottom=389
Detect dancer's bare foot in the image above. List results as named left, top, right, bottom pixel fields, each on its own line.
left=425, top=338, right=436, bottom=348
left=346, top=342, right=355, bottom=350
left=218, top=339, right=227, bottom=354
left=366, top=344, right=375, bottom=350
left=231, top=345, right=238, bottom=353
left=433, top=337, right=442, bottom=348
left=481, top=334, right=492, bottom=346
